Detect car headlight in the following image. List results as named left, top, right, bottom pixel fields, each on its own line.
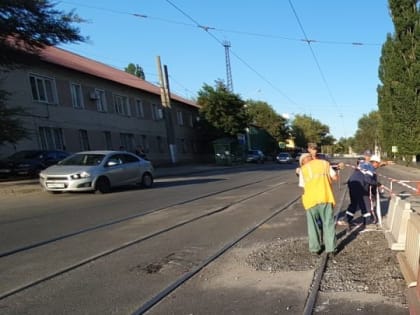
left=71, top=171, right=90, bottom=179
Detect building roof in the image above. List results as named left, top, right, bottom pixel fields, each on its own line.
left=38, top=45, right=199, bottom=108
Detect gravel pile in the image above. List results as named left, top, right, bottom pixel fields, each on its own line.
left=246, top=237, right=322, bottom=272
left=246, top=228, right=407, bottom=305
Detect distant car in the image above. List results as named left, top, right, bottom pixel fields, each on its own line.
left=39, top=150, right=154, bottom=194
left=0, top=150, right=70, bottom=177
left=316, top=153, right=329, bottom=160
left=246, top=150, right=265, bottom=163
left=316, top=153, right=340, bottom=171
left=276, top=152, right=293, bottom=164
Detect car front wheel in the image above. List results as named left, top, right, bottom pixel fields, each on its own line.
left=141, top=172, right=153, bottom=188
left=95, top=176, right=111, bottom=193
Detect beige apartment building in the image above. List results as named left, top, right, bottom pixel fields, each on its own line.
left=1, top=45, right=202, bottom=165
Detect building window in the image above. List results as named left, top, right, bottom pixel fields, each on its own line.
left=39, top=127, right=64, bottom=150
left=79, top=129, right=90, bottom=150
left=95, top=89, right=107, bottom=112
left=176, top=111, right=184, bottom=126
left=113, top=94, right=131, bottom=116
left=120, top=133, right=134, bottom=151
left=104, top=131, right=112, bottom=150
left=71, top=83, right=84, bottom=109
left=29, top=74, right=57, bottom=104
left=135, top=99, right=144, bottom=118
left=152, top=104, right=163, bottom=120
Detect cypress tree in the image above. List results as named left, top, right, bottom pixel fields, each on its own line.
left=377, top=0, right=419, bottom=161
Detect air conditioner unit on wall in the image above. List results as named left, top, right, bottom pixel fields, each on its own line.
left=89, top=91, right=98, bottom=100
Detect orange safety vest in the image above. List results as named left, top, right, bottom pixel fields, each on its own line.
left=300, top=159, right=335, bottom=210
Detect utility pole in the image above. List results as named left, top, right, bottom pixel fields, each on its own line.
left=156, top=56, right=176, bottom=163
left=223, top=40, right=233, bottom=92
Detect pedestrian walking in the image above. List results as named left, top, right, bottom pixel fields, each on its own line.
left=135, top=145, right=147, bottom=159
left=298, top=153, right=338, bottom=255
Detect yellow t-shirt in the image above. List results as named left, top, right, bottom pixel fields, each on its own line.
left=300, top=159, right=335, bottom=210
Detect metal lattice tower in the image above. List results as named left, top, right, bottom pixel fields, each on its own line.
left=223, top=40, right=233, bottom=92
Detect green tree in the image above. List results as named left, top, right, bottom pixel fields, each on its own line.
left=244, top=99, right=289, bottom=142
left=333, top=137, right=355, bottom=154
left=124, top=63, right=145, bottom=80
left=291, top=114, right=335, bottom=148
left=377, top=0, right=419, bottom=161
left=0, top=0, right=85, bottom=145
left=0, top=0, right=85, bottom=66
left=352, top=111, right=382, bottom=154
left=196, top=80, right=250, bottom=140
left=0, top=90, right=27, bottom=144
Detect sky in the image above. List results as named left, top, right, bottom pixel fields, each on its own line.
left=55, top=0, right=395, bottom=140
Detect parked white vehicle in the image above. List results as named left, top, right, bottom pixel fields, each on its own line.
left=39, top=150, right=154, bottom=193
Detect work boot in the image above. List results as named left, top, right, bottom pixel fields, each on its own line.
left=363, top=217, right=375, bottom=226
left=347, top=220, right=362, bottom=232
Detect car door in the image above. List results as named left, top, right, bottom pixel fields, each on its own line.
left=120, top=153, right=142, bottom=184
left=103, top=154, right=126, bottom=186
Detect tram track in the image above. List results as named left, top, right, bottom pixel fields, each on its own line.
left=0, top=174, right=282, bottom=259
left=132, top=169, right=351, bottom=315
left=127, top=163, right=409, bottom=315
left=1, top=167, right=355, bottom=315
left=0, top=175, right=288, bottom=301
left=303, top=171, right=349, bottom=315
left=132, top=196, right=302, bottom=315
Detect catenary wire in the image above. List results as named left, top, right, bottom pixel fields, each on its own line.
left=58, top=0, right=373, bottom=131
left=288, top=0, right=345, bottom=132
left=60, top=1, right=382, bottom=47
left=164, top=0, right=299, bottom=106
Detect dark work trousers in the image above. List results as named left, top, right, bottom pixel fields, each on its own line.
left=345, top=181, right=372, bottom=224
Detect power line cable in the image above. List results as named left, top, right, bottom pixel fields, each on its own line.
left=288, top=0, right=345, bottom=126
left=59, top=0, right=371, bottom=130
left=60, top=1, right=381, bottom=47
left=164, top=0, right=299, bottom=106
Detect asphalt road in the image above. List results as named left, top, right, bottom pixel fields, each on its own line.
left=0, top=162, right=307, bottom=314
left=0, top=160, right=418, bottom=314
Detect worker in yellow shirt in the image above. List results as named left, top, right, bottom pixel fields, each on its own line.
left=298, top=152, right=338, bottom=255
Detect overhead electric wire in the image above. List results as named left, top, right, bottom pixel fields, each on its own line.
left=59, top=0, right=373, bottom=123
left=288, top=0, right=344, bottom=124
left=60, top=1, right=381, bottom=47
left=164, top=0, right=299, bottom=106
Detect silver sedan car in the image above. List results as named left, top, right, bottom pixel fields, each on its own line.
left=39, top=150, right=154, bottom=193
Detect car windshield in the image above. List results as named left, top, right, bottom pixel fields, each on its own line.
left=59, top=154, right=105, bottom=166
left=278, top=153, right=289, bottom=157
